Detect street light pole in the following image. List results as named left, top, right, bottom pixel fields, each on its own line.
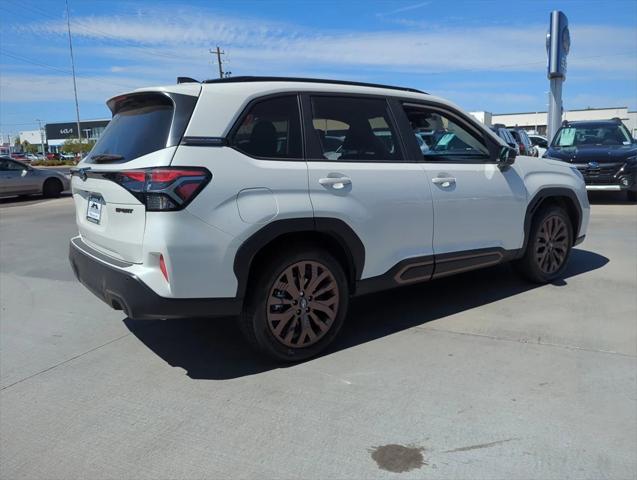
left=36, top=119, right=46, bottom=157
left=65, top=0, right=82, bottom=144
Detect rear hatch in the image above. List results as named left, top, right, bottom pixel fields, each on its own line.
left=71, top=87, right=200, bottom=263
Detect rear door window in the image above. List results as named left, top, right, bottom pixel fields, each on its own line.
left=230, top=95, right=302, bottom=159
left=309, top=96, right=403, bottom=162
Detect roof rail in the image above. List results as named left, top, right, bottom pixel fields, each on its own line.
left=201, top=76, right=427, bottom=94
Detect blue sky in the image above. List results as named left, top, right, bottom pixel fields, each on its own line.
left=1, top=0, right=636, bottom=137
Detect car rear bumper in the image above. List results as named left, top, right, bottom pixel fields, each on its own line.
left=69, top=238, right=241, bottom=320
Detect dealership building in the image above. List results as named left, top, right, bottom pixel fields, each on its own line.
left=18, top=119, right=109, bottom=154
left=470, top=106, right=637, bottom=139
left=45, top=119, right=109, bottom=150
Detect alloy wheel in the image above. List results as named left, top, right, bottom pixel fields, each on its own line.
left=535, top=215, right=569, bottom=274
left=266, top=260, right=340, bottom=348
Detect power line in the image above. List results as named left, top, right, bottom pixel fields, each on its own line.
left=6, top=0, right=188, bottom=62
left=0, top=49, right=136, bottom=90
left=0, top=50, right=71, bottom=75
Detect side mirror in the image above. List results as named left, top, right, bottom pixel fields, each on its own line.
left=498, top=145, right=516, bottom=168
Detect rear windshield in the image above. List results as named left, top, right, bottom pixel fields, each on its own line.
left=86, top=94, right=175, bottom=164
left=552, top=123, right=633, bottom=147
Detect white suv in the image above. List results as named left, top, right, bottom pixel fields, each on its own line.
left=69, top=77, right=590, bottom=361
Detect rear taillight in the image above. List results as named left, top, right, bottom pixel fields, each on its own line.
left=105, top=167, right=211, bottom=211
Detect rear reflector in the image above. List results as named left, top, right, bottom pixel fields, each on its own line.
left=159, top=254, right=169, bottom=282
left=104, top=167, right=211, bottom=211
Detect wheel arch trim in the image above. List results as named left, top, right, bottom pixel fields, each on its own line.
left=523, top=187, right=582, bottom=252
left=233, top=217, right=365, bottom=299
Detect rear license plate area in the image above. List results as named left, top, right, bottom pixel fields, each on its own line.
left=87, top=195, right=103, bottom=224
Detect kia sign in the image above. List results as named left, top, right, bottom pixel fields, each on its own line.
left=45, top=120, right=109, bottom=140
left=546, top=10, right=570, bottom=79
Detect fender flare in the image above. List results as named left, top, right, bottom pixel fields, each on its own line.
left=522, top=187, right=582, bottom=252
left=233, top=217, right=365, bottom=299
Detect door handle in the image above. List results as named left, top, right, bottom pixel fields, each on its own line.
left=432, top=177, right=456, bottom=188
left=319, top=176, right=352, bottom=189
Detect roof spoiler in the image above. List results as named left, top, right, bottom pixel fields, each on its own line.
left=177, top=77, right=199, bottom=84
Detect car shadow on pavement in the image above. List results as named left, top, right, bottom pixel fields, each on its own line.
left=587, top=191, right=636, bottom=205
left=0, top=192, right=71, bottom=207
left=124, top=248, right=608, bottom=380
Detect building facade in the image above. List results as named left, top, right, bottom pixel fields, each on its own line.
left=471, top=107, right=636, bottom=140
left=45, top=119, right=109, bottom=151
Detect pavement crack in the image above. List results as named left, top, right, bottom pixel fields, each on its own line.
left=1, top=333, right=131, bottom=392
left=418, top=326, right=636, bottom=358
left=444, top=438, right=518, bottom=453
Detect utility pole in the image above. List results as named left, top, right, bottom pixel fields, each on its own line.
left=36, top=119, right=46, bottom=156
left=65, top=0, right=82, bottom=144
left=210, top=46, right=225, bottom=78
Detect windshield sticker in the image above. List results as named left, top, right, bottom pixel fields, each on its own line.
left=558, top=128, right=576, bottom=146
left=437, top=133, right=455, bottom=146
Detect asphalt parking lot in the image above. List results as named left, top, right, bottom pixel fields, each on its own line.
left=1, top=194, right=636, bottom=480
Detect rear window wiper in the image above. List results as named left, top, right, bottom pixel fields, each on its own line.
left=91, top=153, right=124, bottom=163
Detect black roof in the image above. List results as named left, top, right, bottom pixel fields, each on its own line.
left=199, top=76, right=426, bottom=94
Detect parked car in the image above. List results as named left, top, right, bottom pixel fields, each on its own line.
left=26, top=153, right=43, bottom=162
left=544, top=119, right=637, bottom=201
left=0, top=156, right=70, bottom=198
left=489, top=124, right=520, bottom=154
left=69, top=76, right=590, bottom=361
left=508, top=127, right=536, bottom=156
left=529, top=134, right=549, bottom=157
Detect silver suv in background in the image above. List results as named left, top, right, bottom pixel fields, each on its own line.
left=508, top=127, right=536, bottom=156
left=490, top=124, right=520, bottom=154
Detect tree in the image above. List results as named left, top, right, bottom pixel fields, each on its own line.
left=61, top=138, right=95, bottom=155
left=22, top=140, right=38, bottom=154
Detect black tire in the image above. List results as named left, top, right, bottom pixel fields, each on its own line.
left=239, top=245, right=349, bottom=362
left=514, top=205, right=573, bottom=283
left=627, top=190, right=637, bottom=202
left=42, top=178, right=63, bottom=198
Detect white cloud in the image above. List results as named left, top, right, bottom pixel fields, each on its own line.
left=0, top=74, right=144, bottom=103
left=7, top=11, right=636, bottom=107
left=21, top=13, right=636, bottom=75
left=379, top=1, right=431, bottom=16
